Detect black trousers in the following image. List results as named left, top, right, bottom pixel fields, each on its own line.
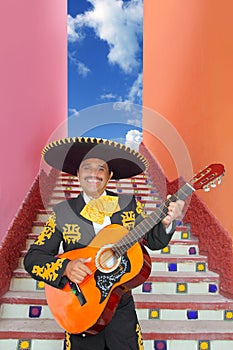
left=64, top=297, right=144, bottom=350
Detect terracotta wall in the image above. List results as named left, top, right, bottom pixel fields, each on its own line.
left=143, top=0, right=233, bottom=237
left=0, top=1, right=67, bottom=242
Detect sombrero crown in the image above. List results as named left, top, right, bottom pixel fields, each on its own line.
left=42, top=137, right=149, bottom=179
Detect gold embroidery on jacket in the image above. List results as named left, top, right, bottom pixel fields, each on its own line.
left=136, top=201, right=147, bottom=218
left=65, top=331, right=71, bottom=350
left=32, top=258, right=66, bottom=282
left=34, top=213, right=56, bottom=246
left=136, top=323, right=144, bottom=349
left=121, top=211, right=135, bottom=230
left=62, top=223, right=81, bottom=244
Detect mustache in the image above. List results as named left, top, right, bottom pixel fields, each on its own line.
left=84, top=176, right=102, bottom=181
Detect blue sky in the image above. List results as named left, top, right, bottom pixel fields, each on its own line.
left=67, top=0, right=143, bottom=148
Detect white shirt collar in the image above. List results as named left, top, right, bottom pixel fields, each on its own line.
left=83, top=190, right=107, bottom=204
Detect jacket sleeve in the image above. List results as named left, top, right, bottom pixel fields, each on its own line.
left=23, top=211, right=70, bottom=289
left=134, top=198, right=176, bottom=250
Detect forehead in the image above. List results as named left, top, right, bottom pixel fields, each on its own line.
left=79, top=158, right=108, bottom=169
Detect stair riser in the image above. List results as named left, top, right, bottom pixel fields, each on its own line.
left=0, top=339, right=64, bottom=350
left=28, top=227, right=192, bottom=242
left=0, top=304, right=52, bottom=319
left=1, top=303, right=232, bottom=322
left=0, top=338, right=233, bottom=350
left=10, top=277, right=219, bottom=295
left=25, top=237, right=199, bottom=257
left=137, top=308, right=233, bottom=321
left=54, top=186, right=159, bottom=194
left=18, top=257, right=207, bottom=273
left=133, top=281, right=219, bottom=295
left=143, top=340, right=233, bottom=350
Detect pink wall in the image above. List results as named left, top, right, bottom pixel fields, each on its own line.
left=0, top=1, right=68, bottom=241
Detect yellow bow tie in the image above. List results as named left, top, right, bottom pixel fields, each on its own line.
left=80, top=195, right=120, bottom=225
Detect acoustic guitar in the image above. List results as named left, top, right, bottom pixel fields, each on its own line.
left=45, top=163, right=224, bottom=334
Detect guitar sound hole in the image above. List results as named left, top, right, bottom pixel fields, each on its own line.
left=95, top=244, right=120, bottom=273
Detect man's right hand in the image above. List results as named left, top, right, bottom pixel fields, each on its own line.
left=64, top=257, right=92, bottom=284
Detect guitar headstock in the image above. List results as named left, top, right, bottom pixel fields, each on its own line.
left=190, top=163, right=225, bottom=191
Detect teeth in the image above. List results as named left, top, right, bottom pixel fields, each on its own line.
left=87, top=179, right=99, bottom=183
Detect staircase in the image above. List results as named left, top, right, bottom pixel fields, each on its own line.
left=1, top=172, right=233, bottom=350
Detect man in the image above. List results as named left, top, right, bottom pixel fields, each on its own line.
left=24, top=137, right=184, bottom=350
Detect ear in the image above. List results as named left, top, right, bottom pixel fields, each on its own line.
left=109, top=171, right=113, bottom=180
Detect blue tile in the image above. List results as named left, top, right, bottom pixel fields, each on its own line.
left=209, top=284, right=218, bottom=293
left=187, top=310, right=198, bottom=319
left=168, top=263, right=177, bottom=271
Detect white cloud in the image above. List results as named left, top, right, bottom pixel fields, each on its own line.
left=68, top=108, right=80, bottom=118
left=68, top=14, right=84, bottom=43
left=100, top=93, right=119, bottom=100
left=125, top=129, right=142, bottom=150
left=68, top=51, right=91, bottom=77
left=68, top=0, right=143, bottom=73
left=128, top=72, right=142, bottom=104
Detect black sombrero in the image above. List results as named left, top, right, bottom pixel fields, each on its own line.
left=42, top=137, right=149, bottom=179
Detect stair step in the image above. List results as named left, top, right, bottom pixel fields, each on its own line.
left=3, top=170, right=233, bottom=349
left=18, top=254, right=208, bottom=272
left=140, top=319, right=233, bottom=340
left=2, top=292, right=233, bottom=322
left=0, top=318, right=63, bottom=339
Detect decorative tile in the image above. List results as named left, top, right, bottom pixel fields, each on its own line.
left=208, top=284, right=218, bottom=293
left=198, top=340, right=210, bottom=350
left=187, top=310, right=198, bottom=320
left=29, top=305, right=42, bottom=318
left=189, top=247, right=197, bottom=255
left=196, top=262, right=206, bottom=272
left=181, top=231, right=189, bottom=239
left=176, top=282, right=188, bottom=294
left=149, top=308, right=160, bottom=319
left=224, top=310, right=233, bottom=321
left=154, top=340, right=167, bottom=350
left=142, top=282, right=152, bottom=293
left=17, top=339, right=31, bottom=350
left=161, top=245, right=170, bottom=254
left=168, top=263, right=177, bottom=272
left=36, top=281, right=45, bottom=290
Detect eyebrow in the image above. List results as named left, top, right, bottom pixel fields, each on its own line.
left=81, top=162, right=107, bottom=168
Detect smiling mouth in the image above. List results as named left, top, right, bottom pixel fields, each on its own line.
left=85, top=177, right=102, bottom=183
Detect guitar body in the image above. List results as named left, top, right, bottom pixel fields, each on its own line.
left=45, top=224, right=151, bottom=334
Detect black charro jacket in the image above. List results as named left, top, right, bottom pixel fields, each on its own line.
left=24, top=190, right=175, bottom=289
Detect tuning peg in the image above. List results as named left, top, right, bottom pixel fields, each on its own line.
left=210, top=182, right=217, bottom=188
left=217, top=177, right=222, bottom=185
left=204, top=186, right=210, bottom=192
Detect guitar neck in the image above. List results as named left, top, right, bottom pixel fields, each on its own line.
left=113, top=182, right=195, bottom=257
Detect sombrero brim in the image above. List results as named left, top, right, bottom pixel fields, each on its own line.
left=42, top=137, right=149, bottom=179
